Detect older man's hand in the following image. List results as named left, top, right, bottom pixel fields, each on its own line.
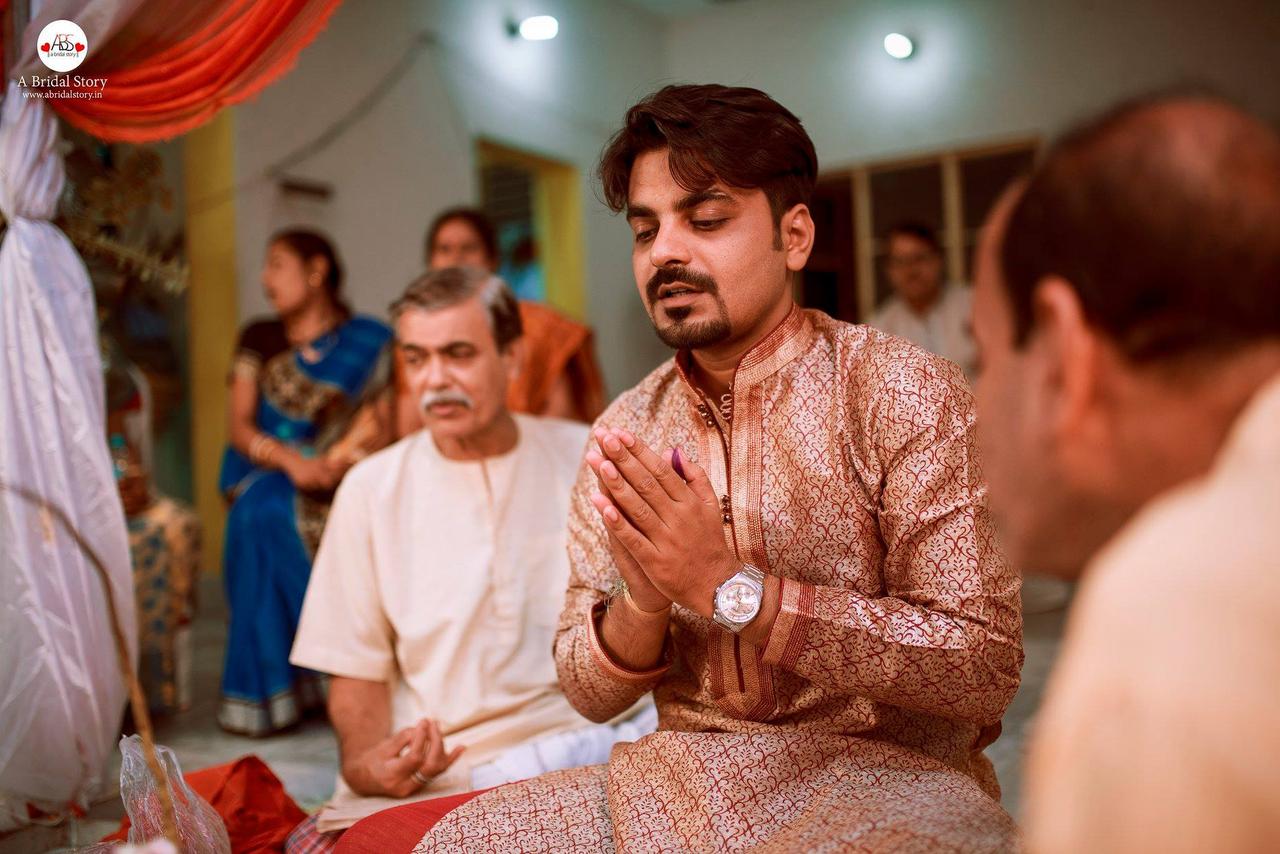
left=586, top=427, right=740, bottom=618
left=346, top=719, right=464, bottom=799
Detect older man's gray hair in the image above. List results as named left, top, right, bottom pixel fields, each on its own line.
left=390, top=266, right=523, bottom=350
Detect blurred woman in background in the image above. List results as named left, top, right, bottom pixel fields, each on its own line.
left=218, top=229, right=391, bottom=736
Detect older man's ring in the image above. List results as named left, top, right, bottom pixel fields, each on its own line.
left=411, top=770, right=431, bottom=786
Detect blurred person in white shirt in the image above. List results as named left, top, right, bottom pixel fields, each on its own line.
left=871, top=221, right=976, bottom=377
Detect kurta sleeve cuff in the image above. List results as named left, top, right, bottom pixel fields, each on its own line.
left=586, top=600, right=672, bottom=684
left=288, top=648, right=394, bottom=683
left=760, top=577, right=817, bottom=669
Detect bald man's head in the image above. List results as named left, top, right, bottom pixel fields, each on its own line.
left=972, top=94, right=1280, bottom=576
left=1000, top=94, right=1280, bottom=363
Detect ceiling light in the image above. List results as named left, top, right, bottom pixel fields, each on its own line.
left=518, top=15, right=559, bottom=41
left=883, top=32, right=914, bottom=60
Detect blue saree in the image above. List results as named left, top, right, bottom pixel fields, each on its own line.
left=217, top=314, right=391, bottom=736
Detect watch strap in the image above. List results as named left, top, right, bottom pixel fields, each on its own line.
left=737, top=564, right=765, bottom=586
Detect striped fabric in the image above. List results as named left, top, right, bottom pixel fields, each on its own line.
left=285, top=814, right=343, bottom=854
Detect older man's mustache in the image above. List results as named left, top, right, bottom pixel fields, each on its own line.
left=420, top=390, right=474, bottom=412
left=646, top=266, right=720, bottom=304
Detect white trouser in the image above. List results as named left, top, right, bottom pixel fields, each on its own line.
left=469, top=702, right=659, bottom=790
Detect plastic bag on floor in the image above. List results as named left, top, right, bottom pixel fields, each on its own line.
left=78, top=735, right=231, bottom=854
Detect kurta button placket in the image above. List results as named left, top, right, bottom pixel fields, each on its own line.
left=479, top=460, right=515, bottom=624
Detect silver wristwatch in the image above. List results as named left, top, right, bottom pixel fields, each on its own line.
left=712, top=564, right=765, bottom=632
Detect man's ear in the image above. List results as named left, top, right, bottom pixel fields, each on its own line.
left=781, top=203, right=815, bottom=272
left=1030, top=276, right=1100, bottom=439
left=503, top=337, right=525, bottom=383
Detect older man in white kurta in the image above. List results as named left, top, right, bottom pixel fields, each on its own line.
left=286, top=269, right=651, bottom=852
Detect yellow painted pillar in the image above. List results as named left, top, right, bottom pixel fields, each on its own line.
left=476, top=140, right=586, bottom=320
left=532, top=162, right=585, bottom=320
left=183, top=110, right=238, bottom=574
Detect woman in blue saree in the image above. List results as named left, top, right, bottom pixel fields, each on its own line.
left=218, top=229, right=392, bottom=736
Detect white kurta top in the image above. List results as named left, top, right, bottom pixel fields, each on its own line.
left=292, top=414, right=593, bottom=829
left=1026, top=373, right=1280, bottom=853
left=871, top=284, right=976, bottom=378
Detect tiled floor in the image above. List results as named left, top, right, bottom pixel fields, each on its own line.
left=3, top=576, right=1070, bottom=853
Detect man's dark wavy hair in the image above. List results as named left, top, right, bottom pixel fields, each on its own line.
left=598, top=84, right=818, bottom=224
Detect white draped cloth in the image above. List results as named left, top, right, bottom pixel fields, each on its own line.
left=0, top=79, right=134, bottom=830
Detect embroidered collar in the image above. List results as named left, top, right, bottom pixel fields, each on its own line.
left=673, top=305, right=814, bottom=412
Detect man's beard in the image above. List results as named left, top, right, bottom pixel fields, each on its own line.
left=646, top=265, right=732, bottom=350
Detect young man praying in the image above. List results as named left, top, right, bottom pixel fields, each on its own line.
left=416, top=84, right=1022, bottom=852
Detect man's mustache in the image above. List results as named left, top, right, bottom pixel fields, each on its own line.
left=645, top=266, right=719, bottom=304
left=420, top=390, right=474, bottom=411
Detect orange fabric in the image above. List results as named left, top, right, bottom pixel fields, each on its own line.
left=36, top=0, right=344, bottom=142
left=508, top=301, right=606, bottom=422
left=332, top=789, right=492, bottom=854
left=101, top=755, right=307, bottom=853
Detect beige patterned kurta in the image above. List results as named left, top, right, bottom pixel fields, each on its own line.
left=418, top=309, right=1023, bottom=852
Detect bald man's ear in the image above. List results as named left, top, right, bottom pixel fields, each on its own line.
left=781, top=203, right=815, bottom=272
left=1030, top=276, right=1101, bottom=439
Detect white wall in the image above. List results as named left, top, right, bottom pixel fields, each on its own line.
left=232, top=0, right=673, bottom=394
left=232, top=0, right=1280, bottom=394
left=233, top=0, right=471, bottom=331
left=662, top=0, right=1280, bottom=170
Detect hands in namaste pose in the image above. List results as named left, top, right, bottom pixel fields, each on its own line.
left=585, top=427, right=741, bottom=618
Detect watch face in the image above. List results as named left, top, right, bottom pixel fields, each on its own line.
left=716, top=580, right=761, bottom=622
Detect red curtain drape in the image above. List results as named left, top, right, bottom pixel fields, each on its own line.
left=20, top=0, right=343, bottom=142
left=1, top=0, right=11, bottom=78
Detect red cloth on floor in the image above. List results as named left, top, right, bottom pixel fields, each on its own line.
left=333, top=789, right=492, bottom=854
left=101, top=755, right=307, bottom=853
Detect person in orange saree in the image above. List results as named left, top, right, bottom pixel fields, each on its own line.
left=969, top=94, right=1280, bottom=853
left=384, top=207, right=604, bottom=438
left=414, top=84, right=1023, bottom=852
